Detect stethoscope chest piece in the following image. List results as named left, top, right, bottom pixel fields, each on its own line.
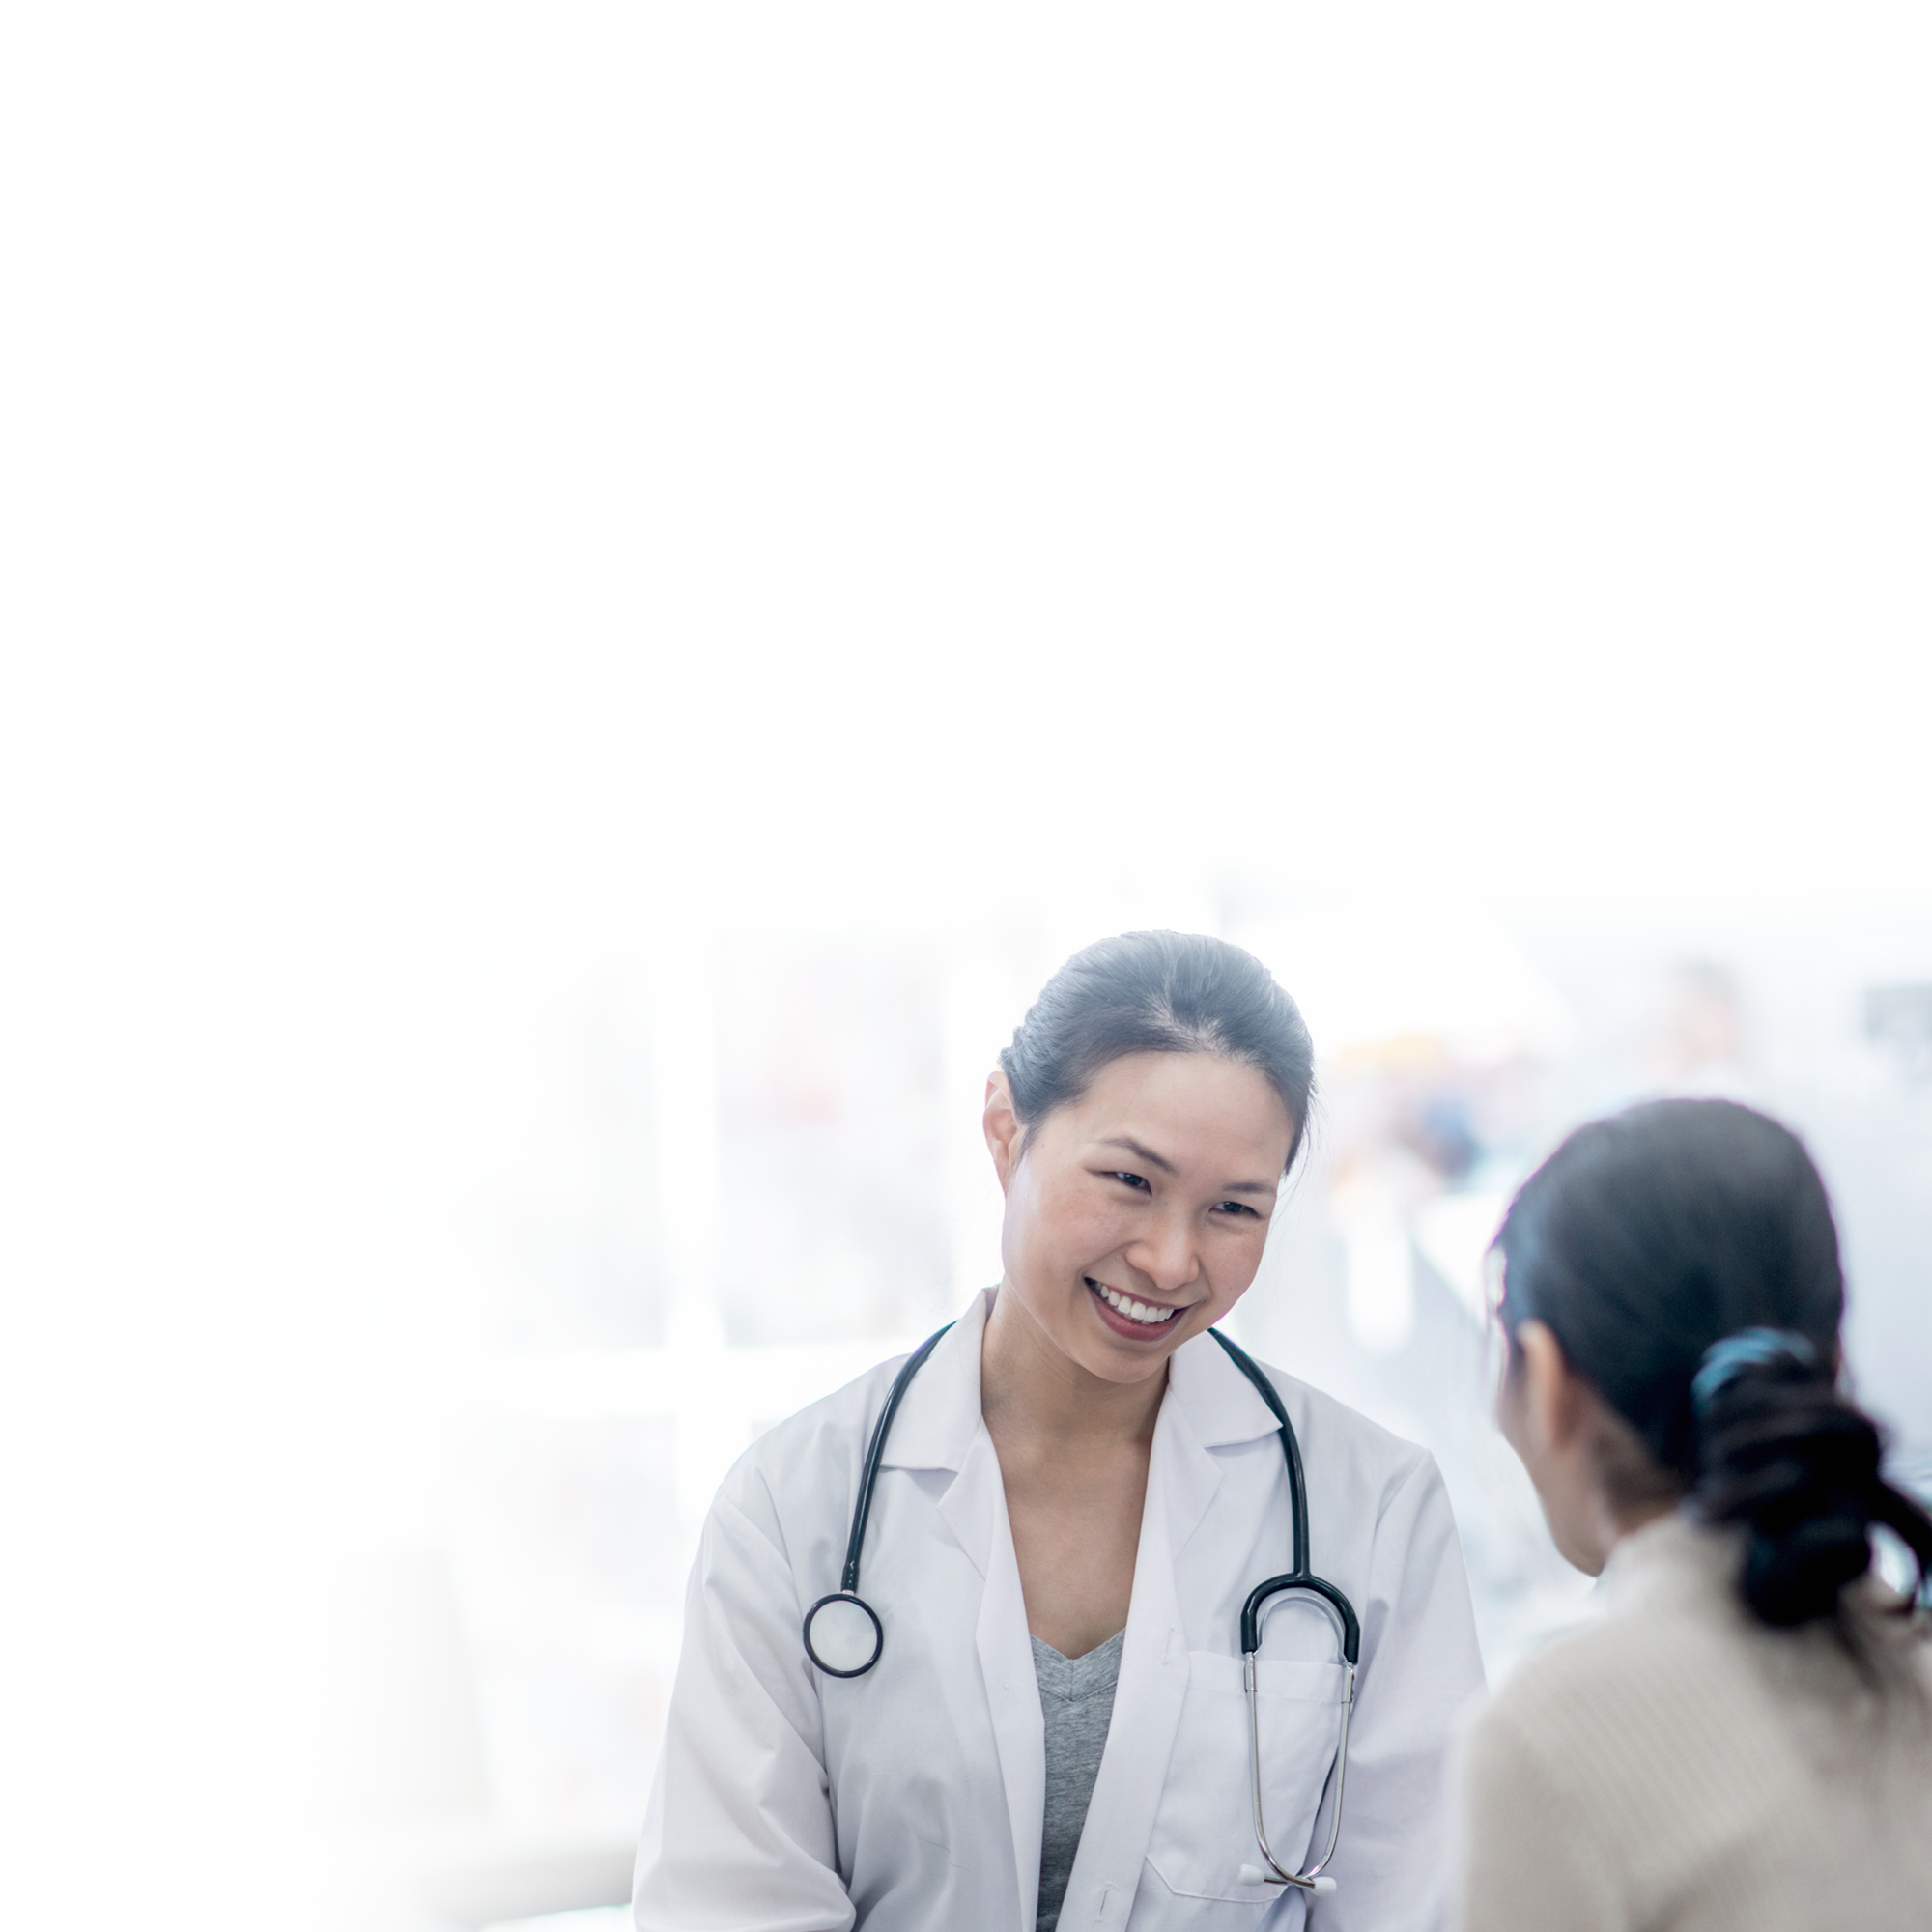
left=803, top=1321, right=953, bottom=1683
left=803, top=1591, right=884, bottom=1677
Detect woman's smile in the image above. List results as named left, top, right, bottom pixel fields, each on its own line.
left=1085, top=1275, right=1187, bottom=1338
left=983, top=1047, right=1293, bottom=1384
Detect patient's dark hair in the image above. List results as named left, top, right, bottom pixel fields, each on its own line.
left=1494, top=1098, right=1932, bottom=1628
left=999, top=931, right=1316, bottom=1170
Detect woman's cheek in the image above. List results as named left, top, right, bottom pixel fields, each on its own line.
left=1034, top=1178, right=1119, bottom=1260
left=1217, top=1222, right=1272, bottom=1299
left=1073, top=1203, right=1140, bottom=1271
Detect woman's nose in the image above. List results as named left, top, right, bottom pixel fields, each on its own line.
left=1128, top=1213, right=1200, bottom=1293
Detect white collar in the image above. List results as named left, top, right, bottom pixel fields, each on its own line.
left=878, top=1286, right=1285, bottom=1472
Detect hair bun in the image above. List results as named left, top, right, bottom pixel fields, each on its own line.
left=998, top=931, right=1315, bottom=1159
left=1694, top=1364, right=1883, bottom=1626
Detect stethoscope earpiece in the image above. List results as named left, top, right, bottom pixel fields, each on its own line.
left=802, top=1591, right=885, bottom=1677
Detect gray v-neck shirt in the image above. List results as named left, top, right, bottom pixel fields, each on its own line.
left=1030, top=1629, right=1125, bottom=1932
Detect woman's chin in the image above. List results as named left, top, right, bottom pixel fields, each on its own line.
left=994, top=1276, right=1185, bottom=1385
left=1066, top=1293, right=1190, bottom=1380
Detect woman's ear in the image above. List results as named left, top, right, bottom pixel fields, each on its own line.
left=1513, top=1320, right=1584, bottom=1458
left=983, top=1071, right=1025, bottom=1192
left=1505, top=1317, right=1662, bottom=1575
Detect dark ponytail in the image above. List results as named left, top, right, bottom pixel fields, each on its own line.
left=999, top=932, right=1316, bottom=1169
left=1494, top=1098, right=1932, bottom=1628
left=1690, top=1336, right=1930, bottom=1625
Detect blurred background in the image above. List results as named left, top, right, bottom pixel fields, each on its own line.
left=4, top=5, right=1931, bottom=1928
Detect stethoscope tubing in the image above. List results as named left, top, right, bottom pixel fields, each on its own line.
left=838, top=1321, right=952, bottom=1593
left=1208, top=1329, right=1360, bottom=1892
left=807, top=1319, right=1361, bottom=1894
left=801, top=1322, right=954, bottom=1679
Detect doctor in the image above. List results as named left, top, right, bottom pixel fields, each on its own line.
left=634, top=932, right=1485, bottom=1931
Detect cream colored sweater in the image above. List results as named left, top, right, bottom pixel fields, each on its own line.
left=1454, top=1514, right=1932, bottom=1932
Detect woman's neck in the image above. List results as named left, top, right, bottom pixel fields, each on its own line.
left=1605, top=1496, right=1677, bottom=1556
left=980, top=1281, right=1168, bottom=1452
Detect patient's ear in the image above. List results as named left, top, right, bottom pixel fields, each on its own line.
left=1504, top=1318, right=1630, bottom=1575
left=1514, top=1320, right=1586, bottom=1457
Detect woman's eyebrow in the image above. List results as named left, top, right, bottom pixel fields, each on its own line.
left=1096, top=1134, right=1178, bottom=1176
left=1096, top=1135, right=1275, bottom=1196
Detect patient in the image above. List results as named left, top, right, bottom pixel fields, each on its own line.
left=1459, top=1098, right=1932, bottom=1931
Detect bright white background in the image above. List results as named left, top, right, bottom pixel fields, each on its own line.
left=4, top=6, right=1930, bottom=1928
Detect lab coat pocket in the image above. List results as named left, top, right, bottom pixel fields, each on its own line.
left=1145, top=1653, right=1347, bottom=1908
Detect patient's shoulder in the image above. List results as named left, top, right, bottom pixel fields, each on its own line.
left=1474, top=1521, right=1744, bottom=1759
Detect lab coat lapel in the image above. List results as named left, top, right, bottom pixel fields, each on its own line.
left=937, top=1420, right=1044, bottom=1932
left=920, top=1294, right=1042, bottom=1932
left=881, top=1290, right=991, bottom=1479
left=1056, top=1384, right=1219, bottom=1928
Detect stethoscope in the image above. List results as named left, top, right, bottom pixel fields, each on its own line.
left=801, top=1321, right=1361, bottom=1898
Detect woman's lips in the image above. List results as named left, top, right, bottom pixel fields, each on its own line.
left=1086, top=1276, right=1186, bottom=1340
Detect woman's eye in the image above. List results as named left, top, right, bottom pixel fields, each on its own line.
left=1215, top=1200, right=1260, bottom=1218
left=1110, top=1171, right=1151, bottom=1193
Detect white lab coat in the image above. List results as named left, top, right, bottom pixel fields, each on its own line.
left=635, top=1291, right=1485, bottom=1932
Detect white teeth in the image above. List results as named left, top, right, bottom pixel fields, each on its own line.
left=1094, top=1281, right=1177, bottom=1325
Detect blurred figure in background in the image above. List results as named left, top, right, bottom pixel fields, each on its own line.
left=1640, top=963, right=1748, bottom=1100
left=1458, top=1100, right=1932, bottom=1931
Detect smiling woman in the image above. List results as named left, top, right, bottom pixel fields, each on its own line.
left=634, top=934, right=1486, bottom=1932
left=980, top=939, right=1311, bottom=1673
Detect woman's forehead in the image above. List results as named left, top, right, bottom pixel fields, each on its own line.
left=1064, top=1052, right=1293, bottom=1159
